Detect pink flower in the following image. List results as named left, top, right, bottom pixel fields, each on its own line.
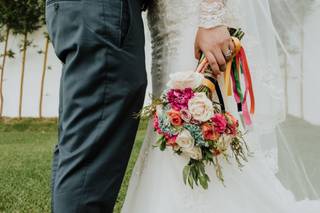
left=201, top=123, right=220, bottom=141
left=180, top=109, right=192, bottom=122
left=227, top=125, right=238, bottom=136
left=225, top=112, right=239, bottom=136
left=153, top=114, right=162, bottom=134
left=225, top=112, right=238, bottom=126
left=211, top=114, right=227, bottom=134
left=167, top=110, right=183, bottom=126
left=167, top=88, right=194, bottom=111
left=166, top=135, right=177, bottom=146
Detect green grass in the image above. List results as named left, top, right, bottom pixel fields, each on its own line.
left=0, top=118, right=147, bottom=213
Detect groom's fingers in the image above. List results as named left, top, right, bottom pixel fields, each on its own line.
left=205, top=51, right=220, bottom=75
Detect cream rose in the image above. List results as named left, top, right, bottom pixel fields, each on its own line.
left=167, top=71, right=204, bottom=90
left=176, top=129, right=195, bottom=149
left=183, top=146, right=203, bottom=160
left=188, top=92, right=213, bottom=122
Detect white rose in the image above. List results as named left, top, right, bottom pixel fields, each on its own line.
left=167, top=71, right=204, bottom=90
left=176, top=129, right=195, bottom=149
left=188, top=92, right=213, bottom=122
left=183, top=146, right=203, bottom=160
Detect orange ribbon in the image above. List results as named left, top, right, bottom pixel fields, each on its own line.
left=196, top=36, right=255, bottom=126
left=224, top=37, right=242, bottom=96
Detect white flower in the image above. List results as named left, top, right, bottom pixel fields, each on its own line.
left=188, top=92, right=213, bottom=122
left=167, top=71, right=204, bottom=90
left=176, top=129, right=195, bottom=149
left=183, top=146, right=203, bottom=160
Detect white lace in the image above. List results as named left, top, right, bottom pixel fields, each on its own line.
left=199, top=0, right=227, bottom=28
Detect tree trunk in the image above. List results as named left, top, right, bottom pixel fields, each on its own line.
left=39, top=36, right=50, bottom=118
left=18, top=31, right=28, bottom=119
left=0, top=27, right=10, bottom=117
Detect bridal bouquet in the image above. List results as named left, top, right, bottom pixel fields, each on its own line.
left=139, top=29, right=254, bottom=189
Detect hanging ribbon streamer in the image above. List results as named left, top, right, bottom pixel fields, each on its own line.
left=224, top=37, right=255, bottom=126
left=196, top=34, right=255, bottom=127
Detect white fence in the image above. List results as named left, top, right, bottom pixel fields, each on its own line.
left=1, top=10, right=320, bottom=126
left=0, top=20, right=152, bottom=118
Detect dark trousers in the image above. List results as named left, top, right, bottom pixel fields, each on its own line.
left=46, top=0, right=147, bottom=212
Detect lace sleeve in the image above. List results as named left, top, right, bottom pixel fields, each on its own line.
left=199, top=0, right=228, bottom=29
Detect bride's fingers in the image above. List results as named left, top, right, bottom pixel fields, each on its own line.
left=228, top=38, right=235, bottom=55
left=194, top=44, right=201, bottom=60
left=205, top=51, right=220, bottom=75
left=222, top=40, right=232, bottom=61
left=212, top=48, right=227, bottom=72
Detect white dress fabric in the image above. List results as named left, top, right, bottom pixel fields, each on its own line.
left=121, top=0, right=320, bottom=212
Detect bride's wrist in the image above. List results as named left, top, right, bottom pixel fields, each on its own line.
left=198, top=25, right=228, bottom=31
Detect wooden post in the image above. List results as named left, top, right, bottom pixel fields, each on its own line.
left=0, top=27, right=10, bottom=117
left=18, top=31, right=28, bottom=119
left=39, top=36, right=50, bottom=118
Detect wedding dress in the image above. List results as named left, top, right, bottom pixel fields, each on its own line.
left=122, top=0, right=320, bottom=212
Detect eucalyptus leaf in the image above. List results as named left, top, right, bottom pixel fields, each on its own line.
left=199, top=175, right=208, bottom=189
left=183, top=165, right=191, bottom=185
left=191, top=166, right=199, bottom=186
left=188, top=173, right=194, bottom=189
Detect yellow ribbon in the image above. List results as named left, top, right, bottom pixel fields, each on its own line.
left=224, top=37, right=242, bottom=96
left=202, top=78, right=216, bottom=94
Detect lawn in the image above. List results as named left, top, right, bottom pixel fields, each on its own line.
left=0, top=118, right=147, bottom=213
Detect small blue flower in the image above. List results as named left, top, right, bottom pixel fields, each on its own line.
left=183, top=124, right=208, bottom=147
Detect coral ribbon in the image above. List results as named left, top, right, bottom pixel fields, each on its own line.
left=196, top=36, right=255, bottom=127
left=225, top=37, right=255, bottom=126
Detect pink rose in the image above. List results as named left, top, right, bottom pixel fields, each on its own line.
left=180, top=109, right=192, bottom=122
left=201, top=123, right=220, bottom=141
left=211, top=114, right=227, bottom=134
left=167, top=110, right=183, bottom=126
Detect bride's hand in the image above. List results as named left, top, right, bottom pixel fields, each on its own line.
left=195, top=25, right=234, bottom=75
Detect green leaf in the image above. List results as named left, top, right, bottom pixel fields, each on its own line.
left=155, top=136, right=165, bottom=146
left=188, top=173, right=194, bottom=189
left=204, top=174, right=211, bottom=182
left=199, top=162, right=206, bottom=175
left=191, top=166, right=199, bottom=186
left=183, top=165, right=191, bottom=185
left=199, top=175, right=208, bottom=189
left=159, top=137, right=166, bottom=151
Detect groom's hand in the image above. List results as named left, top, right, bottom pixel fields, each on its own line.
left=195, top=25, right=234, bottom=76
